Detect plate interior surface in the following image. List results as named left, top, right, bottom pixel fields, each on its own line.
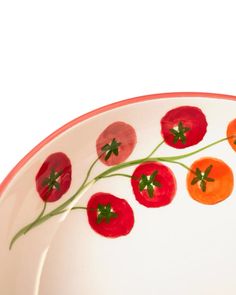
left=1, top=96, right=236, bottom=295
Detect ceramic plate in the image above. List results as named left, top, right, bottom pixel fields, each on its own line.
left=1, top=93, right=236, bottom=295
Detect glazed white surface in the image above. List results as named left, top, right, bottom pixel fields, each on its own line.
left=1, top=96, right=236, bottom=294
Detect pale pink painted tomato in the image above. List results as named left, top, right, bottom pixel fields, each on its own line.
left=96, top=121, right=137, bottom=166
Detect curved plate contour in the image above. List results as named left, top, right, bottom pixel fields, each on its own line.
left=1, top=92, right=236, bottom=295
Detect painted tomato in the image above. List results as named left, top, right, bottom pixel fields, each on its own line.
left=96, top=121, right=137, bottom=166
left=131, top=162, right=176, bottom=208
left=87, top=192, right=134, bottom=238
left=227, top=118, right=236, bottom=152
left=187, top=157, right=234, bottom=205
left=36, top=152, right=72, bottom=202
left=161, top=106, right=207, bottom=149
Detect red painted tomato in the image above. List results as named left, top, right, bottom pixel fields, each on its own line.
left=35, top=152, right=72, bottom=202
left=87, top=192, right=134, bottom=238
left=161, top=106, right=207, bottom=149
left=131, top=162, right=176, bottom=207
left=96, top=121, right=137, bottom=166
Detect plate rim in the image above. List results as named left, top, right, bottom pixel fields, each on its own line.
left=1, top=91, right=236, bottom=195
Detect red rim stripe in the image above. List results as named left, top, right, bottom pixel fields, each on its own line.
left=1, top=92, right=236, bottom=195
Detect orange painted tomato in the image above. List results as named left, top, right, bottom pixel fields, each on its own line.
left=186, top=157, right=234, bottom=205
left=227, top=118, right=236, bottom=152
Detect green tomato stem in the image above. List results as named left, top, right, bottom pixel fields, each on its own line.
left=9, top=179, right=95, bottom=250
left=9, top=136, right=230, bottom=250
left=51, top=206, right=88, bottom=216
left=145, top=140, right=165, bottom=158
left=158, top=158, right=193, bottom=173
left=158, top=137, right=229, bottom=161
left=24, top=201, right=47, bottom=235
left=100, top=173, right=132, bottom=179
left=9, top=153, right=103, bottom=250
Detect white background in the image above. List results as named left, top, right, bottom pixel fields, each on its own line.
left=1, top=0, right=236, bottom=183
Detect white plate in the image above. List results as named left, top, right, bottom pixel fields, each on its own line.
left=1, top=93, right=236, bottom=295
